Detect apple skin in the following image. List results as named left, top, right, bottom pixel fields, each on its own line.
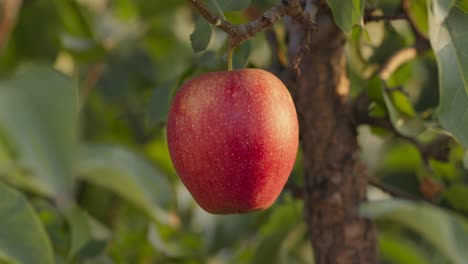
left=167, top=69, right=299, bottom=214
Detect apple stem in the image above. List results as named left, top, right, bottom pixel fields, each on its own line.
left=227, top=44, right=234, bottom=71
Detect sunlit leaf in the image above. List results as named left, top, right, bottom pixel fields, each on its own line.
left=406, top=0, right=429, bottom=37
left=360, top=199, right=468, bottom=264
left=325, top=0, right=364, bottom=33
left=389, top=90, right=416, bottom=117
left=0, top=64, right=78, bottom=197
left=0, top=183, right=54, bottom=264
left=444, top=7, right=468, bottom=91
left=432, top=0, right=457, bottom=21
left=430, top=4, right=468, bottom=146
left=77, top=144, right=175, bottom=225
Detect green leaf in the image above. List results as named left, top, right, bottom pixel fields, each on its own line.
left=190, top=17, right=212, bottom=53
left=382, top=83, right=425, bottom=137
left=0, top=183, right=54, bottom=264
left=250, top=201, right=307, bottom=264
left=131, top=0, right=184, bottom=17
left=386, top=62, right=414, bottom=88
left=444, top=7, right=468, bottom=92
left=360, top=199, right=468, bottom=264
left=233, top=41, right=251, bottom=69
left=430, top=4, right=468, bottom=146
left=76, top=240, right=108, bottom=260
left=389, top=90, right=416, bottom=117
left=442, top=184, right=468, bottom=213
left=326, top=0, right=364, bottom=33
left=432, top=0, right=457, bottom=21
left=368, top=24, right=406, bottom=65
left=77, top=144, right=175, bottom=225
left=216, top=0, right=251, bottom=11
left=0, top=64, right=78, bottom=197
left=197, top=51, right=223, bottom=69
left=53, top=0, right=105, bottom=60
left=463, top=149, right=468, bottom=168
left=406, top=0, right=429, bottom=37
left=32, top=199, right=69, bottom=256
left=66, top=206, right=109, bottom=260
left=149, top=222, right=203, bottom=258
left=0, top=253, right=17, bottom=264
left=379, top=232, right=432, bottom=264
left=67, top=206, right=92, bottom=259
left=147, top=80, right=176, bottom=127
left=6, top=0, right=61, bottom=67
left=457, top=0, right=468, bottom=13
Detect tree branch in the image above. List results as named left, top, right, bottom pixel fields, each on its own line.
left=352, top=41, right=443, bottom=165
left=290, top=0, right=318, bottom=76
left=353, top=90, right=453, bottom=165
left=188, top=0, right=317, bottom=47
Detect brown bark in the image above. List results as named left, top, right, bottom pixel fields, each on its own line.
left=287, top=12, right=378, bottom=264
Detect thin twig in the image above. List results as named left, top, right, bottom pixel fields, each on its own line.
left=291, top=29, right=311, bottom=76
left=361, top=116, right=451, bottom=166
left=368, top=177, right=421, bottom=201
left=364, top=13, right=407, bottom=23
left=80, top=62, right=105, bottom=108
left=290, top=0, right=318, bottom=75
left=369, top=176, right=468, bottom=218
left=354, top=91, right=453, bottom=165
left=379, top=47, right=417, bottom=81
left=188, top=0, right=317, bottom=48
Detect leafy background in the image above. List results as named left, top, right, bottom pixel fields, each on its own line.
left=0, top=0, right=467, bottom=263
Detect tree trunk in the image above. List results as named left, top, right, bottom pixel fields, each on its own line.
left=287, top=11, right=378, bottom=264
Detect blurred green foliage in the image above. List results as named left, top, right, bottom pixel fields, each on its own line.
left=0, top=0, right=467, bottom=263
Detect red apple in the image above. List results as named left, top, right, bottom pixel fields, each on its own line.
left=167, top=69, right=299, bottom=214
